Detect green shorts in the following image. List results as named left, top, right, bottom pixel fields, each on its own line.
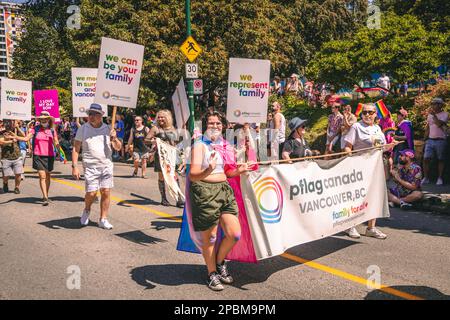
left=190, top=180, right=239, bottom=232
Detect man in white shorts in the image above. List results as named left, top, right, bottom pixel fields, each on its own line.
left=72, top=104, right=122, bottom=229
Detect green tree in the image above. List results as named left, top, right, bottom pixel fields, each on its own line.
left=307, top=13, right=447, bottom=89
left=12, top=0, right=366, bottom=113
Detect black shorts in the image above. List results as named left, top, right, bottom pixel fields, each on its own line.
left=33, top=155, right=55, bottom=172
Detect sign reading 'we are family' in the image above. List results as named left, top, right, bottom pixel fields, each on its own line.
left=0, top=77, right=32, bottom=121
left=94, top=37, right=145, bottom=109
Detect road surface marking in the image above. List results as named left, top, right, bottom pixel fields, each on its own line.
left=51, top=176, right=424, bottom=300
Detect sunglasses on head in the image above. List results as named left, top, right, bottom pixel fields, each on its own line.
left=362, top=110, right=376, bottom=115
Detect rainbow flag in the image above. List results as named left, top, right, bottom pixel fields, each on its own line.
left=375, top=100, right=390, bottom=119
left=58, top=146, right=67, bottom=164
left=355, top=100, right=390, bottom=119
left=355, top=103, right=363, bottom=117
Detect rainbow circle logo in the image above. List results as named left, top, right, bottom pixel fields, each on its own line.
left=252, top=177, right=283, bottom=224
left=102, top=91, right=111, bottom=99
left=233, top=110, right=241, bottom=117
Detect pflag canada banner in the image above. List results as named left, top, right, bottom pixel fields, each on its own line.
left=177, top=150, right=389, bottom=261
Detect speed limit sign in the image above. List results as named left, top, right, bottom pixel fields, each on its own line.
left=185, top=63, right=198, bottom=79
left=193, top=79, right=203, bottom=95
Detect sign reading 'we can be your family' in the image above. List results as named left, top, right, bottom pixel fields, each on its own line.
left=94, top=37, right=145, bottom=109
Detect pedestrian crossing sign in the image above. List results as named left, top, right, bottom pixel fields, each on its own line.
left=180, top=36, right=202, bottom=62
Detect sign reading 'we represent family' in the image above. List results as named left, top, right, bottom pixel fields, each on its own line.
left=94, top=37, right=145, bottom=109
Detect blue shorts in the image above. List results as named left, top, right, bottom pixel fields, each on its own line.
left=424, top=139, right=447, bottom=161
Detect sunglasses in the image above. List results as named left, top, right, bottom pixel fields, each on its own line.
left=361, top=110, right=376, bottom=116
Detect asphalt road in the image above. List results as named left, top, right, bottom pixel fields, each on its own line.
left=0, top=159, right=449, bottom=300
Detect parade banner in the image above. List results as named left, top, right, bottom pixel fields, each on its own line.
left=71, top=68, right=107, bottom=117
left=172, top=78, right=189, bottom=129
left=34, top=89, right=60, bottom=123
left=226, top=58, right=270, bottom=124
left=156, top=138, right=185, bottom=201
left=94, top=37, right=144, bottom=109
left=0, top=78, right=32, bottom=121
left=241, top=150, right=389, bottom=260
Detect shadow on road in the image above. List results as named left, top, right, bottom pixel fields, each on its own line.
left=365, top=285, right=449, bottom=300
left=151, top=220, right=181, bottom=229
left=0, top=195, right=84, bottom=206
left=377, top=209, right=450, bottom=238
left=116, top=230, right=167, bottom=246
left=130, top=236, right=358, bottom=290
left=39, top=216, right=92, bottom=230
left=0, top=197, right=42, bottom=205
left=116, top=192, right=161, bottom=207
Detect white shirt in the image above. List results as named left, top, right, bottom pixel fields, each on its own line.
left=378, top=76, right=390, bottom=89
left=75, top=123, right=112, bottom=168
left=427, top=111, right=448, bottom=139
left=344, top=121, right=386, bottom=150
left=270, top=113, right=286, bottom=143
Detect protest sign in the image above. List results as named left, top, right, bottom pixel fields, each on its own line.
left=226, top=58, right=270, bottom=123
left=0, top=77, right=32, bottom=120
left=34, top=89, right=60, bottom=123
left=94, top=37, right=145, bottom=109
left=71, top=67, right=107, bottom=117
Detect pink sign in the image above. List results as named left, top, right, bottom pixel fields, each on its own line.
left=34, top=89, right=60, bottom=123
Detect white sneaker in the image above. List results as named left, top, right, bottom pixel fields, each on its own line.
left=421, top=177, right=430, bottom=185
left=80, top=209, right=90, bottom=226
left=346, top=227, right=361, bottom=239
left=98, top=218, right=113, bottom=230
left=365, top=227, right=387, bottom=239
left=436, top=177, right=443, bottom=186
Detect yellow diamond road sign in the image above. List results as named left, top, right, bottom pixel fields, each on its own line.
left=180, top=36, right=202, bottom=62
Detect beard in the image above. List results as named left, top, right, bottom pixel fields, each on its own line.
left=399, top=159, right=408, bottom=165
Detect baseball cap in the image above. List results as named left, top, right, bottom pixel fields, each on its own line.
left=399, top=149, right=415, bottom=158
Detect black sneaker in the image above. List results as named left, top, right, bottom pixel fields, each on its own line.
left=14, top=187, right=20, bottom=194
left=207, top=272, right=224, bottom=291
left=216, top=261, right=234, bottom=284
left=42, top=198, right=49, bottom=206
left=400, top=201, right=412, bottom=210
left=3, top=183, right=8, bottom=193
left=176, top=199, right=185, bottom=208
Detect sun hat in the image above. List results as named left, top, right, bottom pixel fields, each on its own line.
left=87, top=103, right=105, bottom=115
left=288, top=117, right=307, bottom=133
left=36, top=111, right=54, bottom=120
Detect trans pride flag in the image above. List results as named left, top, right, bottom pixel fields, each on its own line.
left=176, top=138, right=259, bottom=263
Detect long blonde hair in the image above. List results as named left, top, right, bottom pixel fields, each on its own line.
left=156, top=109, right=174, bottom=129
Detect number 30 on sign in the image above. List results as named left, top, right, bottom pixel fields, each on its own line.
left=185, top=63, right=198, bottom=79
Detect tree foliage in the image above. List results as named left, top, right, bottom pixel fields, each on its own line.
left=12, top=0, right=366, bottom=114
left=307, top=13, right=448, bottom=88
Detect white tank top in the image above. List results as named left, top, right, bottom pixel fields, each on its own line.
left=197, top=139, right=225, bottom=175
left=270, top=112, right=286, bottom=143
